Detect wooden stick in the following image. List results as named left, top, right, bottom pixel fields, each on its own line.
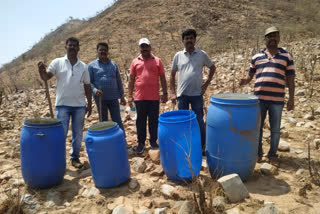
left=44, top=80, right=54, bottom=118
left=99, top=95, right=102, bottom=122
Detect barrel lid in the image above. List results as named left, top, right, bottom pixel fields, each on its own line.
left=88, top=121, right=117, bottom=131
left=211, top=93, right=259, bottom=105
left=24, top=118, right=60, bottom=124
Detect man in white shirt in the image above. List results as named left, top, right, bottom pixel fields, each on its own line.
left=38, top=37, right=92, bottom=169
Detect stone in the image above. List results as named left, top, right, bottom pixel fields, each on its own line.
left=314, top=139, right=320, bottom=149
left=263, top=132, right=271, bottom=138
left=128, top=178, right=139, bottom=190
left=212, top=196, right=225, bottom=212
left=21, top=193, right=41, bottom=212
left=132, top=157, right=147, bottom=173
left=78, top=168, right=91, bottom=179
left=112, top=205, right=132, bottom=214
left=304, top=114, right=315, bottom=120
left=45, top=190, right=63, bottom=207
left=0, top=169, right=16, bottom=181
left=280, top=130, right=289, bottom=138
left=150, top=165, right=164, bottom=176
left=154, top=208, right=166, bottom=214
left=148, top=150, right=160, bottom=164
left=217, top=174, right=249, bottom=203
left=140, top=185, right=152, bottom=196
left=82, top=186, right=100, bottom=198
left=8, top=178, right=24, bottom=186
left=298, top=152, right=308, bottom=159
left=305, top=122, right=315, bottom=128
left=178, top=201, right=193, bottom=214
left=278, top=140, right=290, bottom=151
left=160, top=184, right=175, bottom=197
left=137, top=210, right=152, bottom=214
left=172, top=201, right=185, bottom=214
left=295, top=89, right=305, bottom=96
left=256, top=204, right=278, bottom=214
left=153, top=198, right=170, bottom=208
left=315, top=107, right=320, bottom=115
left=171, top=186, right=189, bottom=200
left=127, top=148, right=134, bottom=156
left=287, top=117, right=297, bottom=126
left=260, top=163, right=275, bottom=175
left=296, top=122, right=304, bottom=127
left=296, top=169, right=305, bottom=176
left=201, top=158, right=208, bottom=170
left=299, top=98, right=307, bottom=102
left=226, top=208, right=240, bottom=214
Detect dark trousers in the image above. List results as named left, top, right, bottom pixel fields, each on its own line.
left=94, top=98, right=125, bottom=135
left=134, top=100, right=160, bottom=145
left=177, top=95, right=206, bottom=149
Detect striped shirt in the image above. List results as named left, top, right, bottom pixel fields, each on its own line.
left=249, top=48, right=295, bottom=104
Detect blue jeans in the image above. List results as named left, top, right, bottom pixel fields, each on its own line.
left=93, top=98, right=125, bottom=135
left=177, top=95, right=206, bottom=149
left=56, top=106, right=86, bottom=160
left=258, top=101, right=284, bottom=158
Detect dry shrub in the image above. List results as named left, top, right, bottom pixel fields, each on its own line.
left=0, top=187, right=25, bottom=214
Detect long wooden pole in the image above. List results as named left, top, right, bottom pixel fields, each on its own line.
left=44, top=80, right=54, bottom=118
left=98, top=87, right=102, bottom=122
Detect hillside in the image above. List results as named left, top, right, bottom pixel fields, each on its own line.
left=1, top=0, right=320, bottom=90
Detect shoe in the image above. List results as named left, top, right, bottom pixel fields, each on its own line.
left=257, top=156, right=263, bottom=163
left=268, top=156, right=279, bottom=166
left=150, top=142, right=159, bottom=149
left=71, top=158, right=83, bottom=169
left=135, top=143, right=145, bottom=154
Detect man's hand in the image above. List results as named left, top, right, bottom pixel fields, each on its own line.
left=239, top=78, right=251, bottom=86
left=128, top=96, right=133, bottom=108
left=120, top=97, right=126, bottom=105
left=95, top=89, right=103, bottom=96
left=287, top=98, right=294, bottom=111
left=170, top=93, right=177, bottom=105
left=160, top=94, right=168, bottom=103
left=86, top=102, right=92, bottom=118
left=38, top=61, right=47, bottom=81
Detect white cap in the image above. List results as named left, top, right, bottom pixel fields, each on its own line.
left=139, top=38, right=150, bottom=46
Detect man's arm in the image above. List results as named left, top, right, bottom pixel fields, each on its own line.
left=240, top=72, right=255, bottom=86
left=201, top=64, right=216, bottom=95
left=286, top=75, right=295, bottom=111
left=128, top=74, right=135, bottom=107
left=169, top=70, right=177, bottom=104
left=160, top=74, right=168, bottom=103
left=84, top=84, right=92, bottom=117
left=38, top=62, right=54, bottom=81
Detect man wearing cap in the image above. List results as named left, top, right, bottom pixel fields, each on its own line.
left=128, top=38, right=168, bottom=154
left=88, top=42, right=126, bottom=134
left=240, top=26, right=295, bottom=163
left=170, top=29, right=216, bottom=151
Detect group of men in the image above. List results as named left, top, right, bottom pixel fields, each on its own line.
left=38, top=27, right=295, bottom=169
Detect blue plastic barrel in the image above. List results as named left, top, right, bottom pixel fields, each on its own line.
left=20, top=118, right=66, bottom=188
left=158, top=110, right=202, bottom=182
left=85, top=122, right=130, bottom=188
left=206, top=93, right=260, bottom=181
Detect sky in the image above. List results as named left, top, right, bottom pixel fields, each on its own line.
left=0, top=0, right=114, bottom=67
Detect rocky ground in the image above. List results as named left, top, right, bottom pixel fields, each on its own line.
left=0, top=39, right=320, bottom=214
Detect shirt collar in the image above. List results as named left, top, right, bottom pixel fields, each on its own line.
left=63, top=55, right=80, bottom=66
left=261, top=48, right=280, bottom=55
left=97, top=58, right=110, bottom=65
left=183, top=48, right=198, bottom=54
left=138, top=54, right=155, bottom=60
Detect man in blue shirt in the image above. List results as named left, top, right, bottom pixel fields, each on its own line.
left=88, top=42, right=126, bottom=134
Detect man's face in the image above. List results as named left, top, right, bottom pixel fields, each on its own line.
left=140, top=44, right=151, bottom=58
left=65, top=40, right=79, bottom=57
left=183, top=34, right=196, bottom=49
left=97, top=45, right=108, bottom=60
left=265, top=32, right=280, bottom=48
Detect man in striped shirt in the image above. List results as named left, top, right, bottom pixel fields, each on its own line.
left=240, top=26, right=295, bottom=162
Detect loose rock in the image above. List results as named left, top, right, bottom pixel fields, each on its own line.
left=217, top=174, right=249, bottom=203
left=278, top=140, right=290, bottom=151
left=132, top=157, right=147, bottom=173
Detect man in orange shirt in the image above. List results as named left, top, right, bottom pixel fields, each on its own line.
left=128, top=38, right=168, bottom=154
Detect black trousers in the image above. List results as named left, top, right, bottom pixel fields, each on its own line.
left=134, top=100, right=159, bottom=145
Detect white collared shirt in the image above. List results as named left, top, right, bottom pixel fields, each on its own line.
left=48, top=55, right=90, bottom=106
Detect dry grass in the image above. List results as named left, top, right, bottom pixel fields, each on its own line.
left=0, top=186, right=25, bottom=214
